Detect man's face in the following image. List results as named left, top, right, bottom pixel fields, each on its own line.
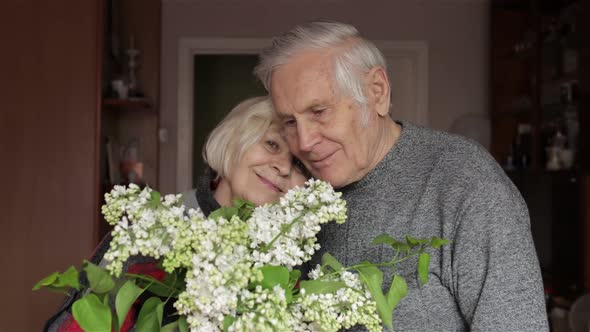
left=270, top=50, right=380, bottom=188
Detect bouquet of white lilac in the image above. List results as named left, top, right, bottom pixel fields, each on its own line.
left=34, top=179, right=447, bottom=332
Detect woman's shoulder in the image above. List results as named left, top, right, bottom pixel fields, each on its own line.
left=181, top=189, right=200, bottom=210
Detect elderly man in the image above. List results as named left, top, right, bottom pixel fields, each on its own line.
left=255, top=20, right=549, bottom=331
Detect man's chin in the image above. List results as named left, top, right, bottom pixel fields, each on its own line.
left=312, top=169, right=348, bottom=189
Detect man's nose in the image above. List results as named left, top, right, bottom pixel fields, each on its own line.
left=297, top=122, right=320, bottom=152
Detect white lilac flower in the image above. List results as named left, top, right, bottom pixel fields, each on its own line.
left=247, top=179, right=347, bottom=269
left=229, top=285, right=297, bottom=332
left=299, top=266, right=382, bottom=332
left=100, top=180, right=382, bottom=332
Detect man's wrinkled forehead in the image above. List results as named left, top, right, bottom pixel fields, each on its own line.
left=270, top=54, right=338, bottom=113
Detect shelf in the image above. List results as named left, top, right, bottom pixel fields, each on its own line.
left=499, top=50, right=535, bottom=61
left=541, top=102, right=577, bottom=108
left=539, top=0, right=578, bottom=15
left=543, top=74, right=578, bottom=85
left=102, top=98, right=152, bottom=111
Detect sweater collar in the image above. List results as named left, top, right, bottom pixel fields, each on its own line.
left=195, top=172, right=221, bottom=216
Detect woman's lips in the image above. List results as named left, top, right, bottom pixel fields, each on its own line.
left=257, top=174, right=283, bottom=193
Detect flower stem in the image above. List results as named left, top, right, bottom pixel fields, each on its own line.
left=164, top=272, right=179, bottom=304
left=317, top=251, right=422, bottom=281
left=260, top=213, right=304, bottom=253
left=124, top=273, right=181, bottom=294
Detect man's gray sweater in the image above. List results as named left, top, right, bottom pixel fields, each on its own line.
left=313, top=121, right=549, bottom=331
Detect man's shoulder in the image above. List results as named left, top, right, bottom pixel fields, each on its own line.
left=406, top=123, right=496, bottom=168
left=406, top=122, right=488, bottom=156
left=401, top=122, right=510, bottom=191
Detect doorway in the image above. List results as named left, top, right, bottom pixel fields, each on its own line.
left=192, top=55, right=266, bottom=185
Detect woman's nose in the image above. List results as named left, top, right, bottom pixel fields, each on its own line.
left=271, top=153, right=292, bottom=177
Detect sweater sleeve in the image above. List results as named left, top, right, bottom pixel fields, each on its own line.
left=450, top=179, right=549, bottom=331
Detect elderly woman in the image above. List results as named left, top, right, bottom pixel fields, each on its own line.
left=183, top=96, right=307, bottom=214
left=43, top=96, right=307, bottom=332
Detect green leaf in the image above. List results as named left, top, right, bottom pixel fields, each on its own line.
left=133, top=270, right=183, bottom=298
left=136, top=297, right=164, bottom=332
left=394, top=242, right=410, bottom=252
left=372, top=234, right=397, bottom=246
left=288, top=269, right=301, bottom=290
left=321, top=253, right=344, bottom=272
left=116, top=280, right=144, bottom=330
left=83, top=261, right=115, bottom=294
left=33, top=267, right=80, bottom=293
left=136, top=282, right=169, bottom=298
left=150, top=190, right=161, bottom=209
left=356, top=264, right=392, bottom=329
left=257, top=266, right=289, bottom=290
left=406, top=235, right=429, bottom=247
left=233, top=198, right=255, bottom=220
left=103, top=294, right=112, bottom=327
left=161, top=321, right=179, bottom=332
left=386, top=275, right=408, bottom=311
left=418, top=252, right=430, bottom=285
left=232, top=198, right=248, bottom=208
left=212, top=197, right=256, bottom=221
left=430, top=236, right=449, bottom=249
left=209, top=206, right=239, bottom=221
left=72, top=293, right=112, bottom=332
left=299, top=280, right=347, bottom=295
left=285, top=288, right=294, bottom=304
left=54, top=266, right=80, bottom=290
left=178, top=316, right=189, bottom=332
left=223, top=315, right=236, bottom=332
left=43, top=286, right=71, bottom=295
left=32, top=272, right=60, bottom=291
left=372, top=234, right=409, bottom=252
left=171, top=269, right=186, bottom=289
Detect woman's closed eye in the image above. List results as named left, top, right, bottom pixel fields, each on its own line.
left=265, top=139, right=280, bottom=151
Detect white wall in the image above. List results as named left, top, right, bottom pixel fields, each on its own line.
left=160, top=0, right=490, bottom=193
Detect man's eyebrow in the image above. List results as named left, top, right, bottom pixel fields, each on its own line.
left=305, top=99, right=326, bottom=109
left=276, top=111, right=292, bottom=119
left=275, top=99, right=328, bottom=118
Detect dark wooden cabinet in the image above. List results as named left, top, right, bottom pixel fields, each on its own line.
left=508, top=171, right=583, bottom=294
left=491, top=1, right=584, bottom=172
left=491, top=0, right=590, bottom=295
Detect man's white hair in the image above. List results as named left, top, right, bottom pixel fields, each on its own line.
left=254, top=20, right=389, bottom=125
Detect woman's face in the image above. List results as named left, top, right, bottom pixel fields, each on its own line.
left=222, top=124, right=307, bottom=206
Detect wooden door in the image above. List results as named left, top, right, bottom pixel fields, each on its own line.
left=0, top=1, right=101, bottom=330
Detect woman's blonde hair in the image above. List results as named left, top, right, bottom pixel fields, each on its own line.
left=203, top=96, right=276, bottom=178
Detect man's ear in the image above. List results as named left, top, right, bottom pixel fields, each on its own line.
left=366, top=66, right=391, bottom=117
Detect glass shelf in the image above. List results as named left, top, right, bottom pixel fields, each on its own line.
left=102, top=98, right=152, bottom=110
